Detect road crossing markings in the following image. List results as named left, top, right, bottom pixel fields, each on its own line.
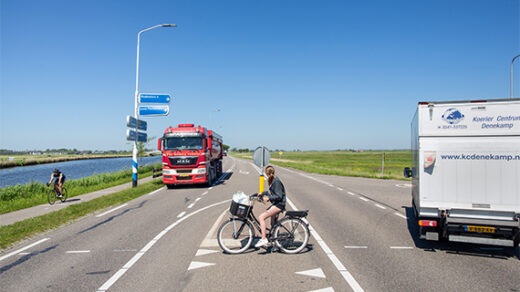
left=344, top=246, right=368, bottom=249
left=195, top=249, right=219, bottom=256
left=286, top=198, right=364, bottom=292
left=177, top=211, right=186, bottom=218
left=308, top=287, right=335, bottom=292
left=66, top=250, right=90, bottom=254
left=188, top=261, right=215, bottom=271
left=97, top=199, right=230, bottom=292
left=394, top=212, right=407, bottom=219
left=359, top=197, right=369, bottom=202
left=295, top=268, right=326, bottom=279
left=201, top=209, right=228, bottom=247
left=390, top=246, right=414, bottom=249
left=96, top=204, right=128, bottom=218
left=374, top=204, right=386, bottom=210
left=0, top=238, right=50, bottom=262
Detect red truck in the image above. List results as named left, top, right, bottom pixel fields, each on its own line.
left=157, top=124, right=223, bottom=188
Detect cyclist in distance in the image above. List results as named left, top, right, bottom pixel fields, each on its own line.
left=47, top=168, right=66, bottom=197
left=255, top=165, right=287, bottom=248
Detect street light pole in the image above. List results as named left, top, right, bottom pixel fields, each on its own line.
left=133, top=24, right=176, bottom=187
left=511, top=54, right=520, bottom=99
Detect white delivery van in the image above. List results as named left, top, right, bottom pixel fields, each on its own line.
left=404, top=98, right=520, bottom=247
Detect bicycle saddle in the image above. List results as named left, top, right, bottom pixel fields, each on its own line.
left=285, top=210, right=308, bottom=218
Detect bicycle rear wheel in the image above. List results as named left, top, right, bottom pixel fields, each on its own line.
left=217, top=218, right=254, bottom=254
left=60, top=187, right=68, bottom=202
left=47, top=189, right=57, bottom=205
left=273, top=217, right=310, bottom=254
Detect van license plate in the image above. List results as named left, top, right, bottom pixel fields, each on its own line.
left=465, top=225, right=495, bottom=233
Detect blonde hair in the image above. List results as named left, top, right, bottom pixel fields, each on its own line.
left=265, top=165, right=275, bottom=185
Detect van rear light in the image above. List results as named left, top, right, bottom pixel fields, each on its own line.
left=419, top=220, right=437, bottom=227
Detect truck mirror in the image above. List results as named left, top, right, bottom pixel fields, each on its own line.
left=404, top=167, right=412, bottom=178
left=157, top=138, right=162, bottom=151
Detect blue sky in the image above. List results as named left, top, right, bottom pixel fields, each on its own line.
left=1, top=0, right=519, bottom=151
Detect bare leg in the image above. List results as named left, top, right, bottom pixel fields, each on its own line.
left=258, top=206, right=281, bottom=240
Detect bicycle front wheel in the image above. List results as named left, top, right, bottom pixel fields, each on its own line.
left=274, top=217, right=310, bottom=254
left=47, top=189, right=56, bottom=205
left=60, top=187, right=68, bottom=202
left=217, top=218, right=254, bottom=254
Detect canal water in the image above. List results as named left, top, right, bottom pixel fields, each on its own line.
left=0, top=156, right=162, bottom=188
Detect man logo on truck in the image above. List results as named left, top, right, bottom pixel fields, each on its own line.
left=442, top=108, right=465, bottom=125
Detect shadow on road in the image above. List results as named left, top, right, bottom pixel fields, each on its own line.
left=78, top=200, right=148, bottom=234
left=404, top=207, right=519, bottom=260
left=164, top=171, right=234, bottom=190
left=0, top=244, right=58, bottom=275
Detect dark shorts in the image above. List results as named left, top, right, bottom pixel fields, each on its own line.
left=53, top=177, right=66, bottom=185
left=268, top=204, right=285, bottom=212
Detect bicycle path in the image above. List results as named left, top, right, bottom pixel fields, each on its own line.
left=0, top=176, right=156, bottom=227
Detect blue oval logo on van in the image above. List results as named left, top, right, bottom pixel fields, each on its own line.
left=442, top=108, right=464, bottom=124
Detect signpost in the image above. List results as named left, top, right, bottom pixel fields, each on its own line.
left=139, top=93, right=171, bottom=104
left=139, top=105, right=170, bottom=117
left=126, top=116, right=147, bottom=131
left=253, top=146, right=271, bottom=194
left=126, top=129, right=147, bottom=142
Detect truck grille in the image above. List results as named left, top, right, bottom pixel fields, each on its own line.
left=176, top=169, right=192, bottom=174
left=169, top=156, right=198, bottom=166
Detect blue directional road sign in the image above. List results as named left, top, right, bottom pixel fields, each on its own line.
left=126, top=116, right=147, bottom=131
left=126, top=129, right=147, bottom=142
left=139, top=105, right=170, bottom=117
left=139, top=93, right=171, bottom=104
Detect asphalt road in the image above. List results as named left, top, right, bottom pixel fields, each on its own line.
left=1, top=156, right=519, bottom=291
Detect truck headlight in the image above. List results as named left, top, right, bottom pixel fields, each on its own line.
left=163, top=169, right=177, bottom=175
left=194, top=168, right=206, bottom=174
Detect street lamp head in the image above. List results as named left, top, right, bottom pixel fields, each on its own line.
left=162, top=24, right=177, bottom=27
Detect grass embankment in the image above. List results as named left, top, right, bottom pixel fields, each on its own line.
left=232, top=150, right=411, bottom=180
left=0, top=163, right=162, bottom=215
left=0, top=154, right=135, bottom=168
left=0, top=179, right=163, bottom=250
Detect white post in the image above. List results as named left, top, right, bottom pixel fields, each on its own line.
left=132, top=24, right=176, bottom=187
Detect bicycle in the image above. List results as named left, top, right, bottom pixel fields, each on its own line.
left=47, top=183, right=68, bottom=205
left=217, top=194, right=310, bottom=254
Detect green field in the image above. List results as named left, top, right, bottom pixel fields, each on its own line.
left=231, top=150, right=411, bottom=180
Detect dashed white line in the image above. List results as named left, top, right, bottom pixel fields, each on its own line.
left=0, top=238, right=50, bottom=262
left=347, top=192, right=356, bottom=196
left=177, top=211, right=186, bottom=218
left=336, top=187, right=343, bottom=191
left=96, top=204, right=128, bottom=218
left=96, top=199, right=230, bottom=292
left=359, top=197, right=369, bottom=202
left=18, top=252, right=30, bottom=255
left=66, top=250, right=90, bottom=254
left=390, top=246, right=413, bottom=249
left=147, top=187, right=165, bottom=196
left=374, top=204, right=386, bottom=210
left=344, top=246, right=368, bottom=249
left=201, top=191, right=209, bottom=196
left=286, top=197, right=364, bottom=292
left=187, top=203, right=195, bottom=209
left=394, top=212, right=407, bottom=219
left=209, top=187, right=213, bottom=190
left=195, top=197, right=201, bottom=202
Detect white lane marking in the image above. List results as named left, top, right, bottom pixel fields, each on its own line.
left=0, top=238, right=50, bottom=262
left=308, top=287, right=335, bottom=292
left=113, top=249, right=138, bottom=252
left=295, top=268, right=326, bottom=279
left=195, top=197, right=201, bottom=202
left=96, top=204, right=128, bottom=218
left=347, top=192, right=356, bottom=196
left=200, top=209, right=228, bottom=247
left=188, top=261, right=215, bottom=271
left=344, top=246, right=368, bottom=249
left=201, top=191, right=209, bottom=196
left=394, top=212, right=407, bottom=219
left=66, top=250, right=90, bottom=254
left=195, top=249, right=219, bottom=256
left=286, top=198, right=364, bottom=292
left=239, top=170, right=250, bottom=175
left=97, top=199, right=230, bottom=292
left=209, top=187, right=213, bottom=190
left=148, top=187, right=165, bottom=196
left=18, top=252, right=30, bottom=255
left=395, top=183, right=412, bottom=188
left=44, top=207, right=49, bottom=210
left=327, top=184, right=334, bottom=187
left=177, top=211, right=186, bottom=218
left=359, top=197, right=369, bottom=202
left=390, top=246, right=414, bottom=249
left=375, top=204, right=386, bottom=210
left=336, top=187, right=343, bottom=191
left=187, top=203, right=195, bottom=209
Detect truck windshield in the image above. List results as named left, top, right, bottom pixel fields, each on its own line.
left=164, top=137, right=203, bottom=150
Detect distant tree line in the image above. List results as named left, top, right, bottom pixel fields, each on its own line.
left=0, top=149, right=130, bottom=155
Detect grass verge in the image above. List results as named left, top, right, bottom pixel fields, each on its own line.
left=0, top=163, right=162, bottom=215
left=231, top=150, right=411, bottom=180
left=0, top=179, right=164, bottom=250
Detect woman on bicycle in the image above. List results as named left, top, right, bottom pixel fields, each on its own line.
left=255, top=165, right=286, bottom=248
